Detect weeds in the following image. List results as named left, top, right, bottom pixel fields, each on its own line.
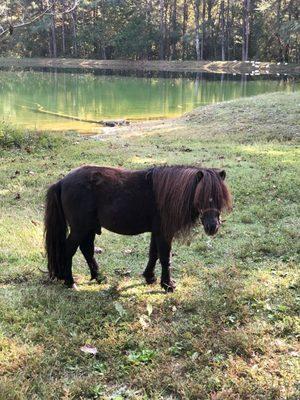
left=0, top=122, right=66, bottom=150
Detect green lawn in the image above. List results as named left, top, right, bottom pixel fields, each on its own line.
left=0, top=91, right=299, bottom=400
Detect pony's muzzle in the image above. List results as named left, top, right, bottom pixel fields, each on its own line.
left=203, top=221, right=219, bottom=236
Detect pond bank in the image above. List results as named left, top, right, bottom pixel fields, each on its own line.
left=0, top=57, right=299, bottom=75
left=94, top=90, right=300, bottom=141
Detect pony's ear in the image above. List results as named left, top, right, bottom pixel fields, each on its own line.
left=196, top=170, right=203, bottom=182
left=146, top=168, right=154, bottom=182
left=91, top=171, right=104, bottom=186
left=219, top=170, right=226, bottom=180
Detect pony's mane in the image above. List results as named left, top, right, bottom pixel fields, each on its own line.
left=150, top=166, right=232, bottom=238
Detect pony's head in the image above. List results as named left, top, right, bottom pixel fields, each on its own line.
left=194, top=169, right=232, bottom=236
left=151, top=166, right=232, bottom=239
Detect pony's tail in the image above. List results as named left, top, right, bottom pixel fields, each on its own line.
left=44, top=182, right=67, bottom=280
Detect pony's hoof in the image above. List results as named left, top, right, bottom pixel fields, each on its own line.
left=143, top=274, right=157, bottom=285
left=161, top=280, right=176, bottom=293
left=97, top=275, right=107, bottom=284
left=90, top=275, right=107, bottom=284
left=68, top=283, right=78, bottom=290
left=65, top=281, right=78, bottom=290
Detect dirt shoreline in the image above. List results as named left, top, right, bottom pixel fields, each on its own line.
left=0, top=57, right=299, bottom=75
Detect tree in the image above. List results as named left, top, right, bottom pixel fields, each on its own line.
left=159, top=0, right=165, bottom=59
left=242, top=0, right=251, bottom=61
left=0, top=0, right=299, bottom=62
left=220, top=0, right=225, bottom=60
left=193, top=0, right=201, bottom=61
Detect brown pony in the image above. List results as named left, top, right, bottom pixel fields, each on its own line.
left=44, top=165, right=231, bottom=291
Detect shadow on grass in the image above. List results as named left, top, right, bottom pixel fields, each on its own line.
left=0, top=263, right=299, bottom=399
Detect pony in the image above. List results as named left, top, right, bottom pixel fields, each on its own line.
left=44, top=165, right=232, bottom=291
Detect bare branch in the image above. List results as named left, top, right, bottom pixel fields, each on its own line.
left=0, top=0, right=79, bottom=38
left=47, top=0, right=80, bottom=16
left=0, top=4, right=53, bottom=37
left=61, top=0, right=80, bottom=14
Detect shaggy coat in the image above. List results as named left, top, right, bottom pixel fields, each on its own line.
left=45, top=165, right=231, bottom=291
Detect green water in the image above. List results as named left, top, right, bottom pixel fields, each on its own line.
left=0, top=70, right=298, bottom=133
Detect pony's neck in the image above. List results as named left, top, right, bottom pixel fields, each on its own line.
left=191, top=207, right=200, bottom=223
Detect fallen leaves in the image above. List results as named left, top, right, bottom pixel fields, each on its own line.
left=123, top=248, right=134, bottom=255
left=114, top=302, right=127, bottom=319
left=80, top=345, right=98, bottom=355
left=139, top=303, right=153, bottom=329
left=114, top=269, right=131, bottom=277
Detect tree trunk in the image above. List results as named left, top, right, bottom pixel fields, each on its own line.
left=159, top=0, right=165, bottom=59
left=165, top=2, right=170, bottom=59
left=182, top=0, right=188, bottom=60
left=50, top=1, right=57, bottom=58
left=61, top=0, right=66, bottom=55
left=50, top=16, right=57, bottom=57
left=193, top=0, right=201, bottom=61
left=226, top=0, right=230, bottom=60
left=207, top=0, right=213, bottom=59
left=170, top=0, right=177, bottom=60
left=48, top=32, right=52, bottom=57
left=93, top=7, right=97, bottom=57
left=61, top=20, right=66, bottom=55
left=71, top=10, right=78, bottom=57
left=242, top=0, right=251, bottom=61
left=276, top=0, right=283, bottom=61
left=201, top=0, right=206, bottom=60
left=101, top=47, right=107, bottom=59
left=146, top=0, right=153, bottom=59
left=220, top=0, right=225, bottom=60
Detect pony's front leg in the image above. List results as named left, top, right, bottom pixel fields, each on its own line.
left=156, top=235, right=176, bottom=292
left=79, top=231, right=107, bottom=284
left=143, top=233, right=158, bottom=284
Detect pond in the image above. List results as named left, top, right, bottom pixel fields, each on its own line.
left=0, top=69, right=298, bottom=133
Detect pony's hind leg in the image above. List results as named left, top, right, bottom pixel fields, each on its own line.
left=143, top=233, right=158, bottom=284
left=80, top=231, right=106, bottom=283
left=64, top=232, right=80, bottom=289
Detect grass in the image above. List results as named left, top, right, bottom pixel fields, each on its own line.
left=0, top=123, right=65, bottom=150
left=0, top=91, right=299, bottom=399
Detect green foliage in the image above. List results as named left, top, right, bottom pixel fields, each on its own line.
left=0, top=122, right=65, bottom=150
left=114, top=14, right=158, bottom=59
left=279, top=20, right=300, bottom=45
left=127, top=349, right=156, bottom=364
left=0, top=0, right=299, bottom=61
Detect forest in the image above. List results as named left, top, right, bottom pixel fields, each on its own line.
left=0, top=0, right=299, bottom=63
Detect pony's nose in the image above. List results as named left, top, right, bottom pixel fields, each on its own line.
left=204, top=222, right=219, bottom=236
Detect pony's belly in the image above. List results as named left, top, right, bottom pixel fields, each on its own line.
left=102, top=225, right=150, bottom=235
left=100, top=209, right=152, bottom=236
left=96, top=188, right=154, bottom=236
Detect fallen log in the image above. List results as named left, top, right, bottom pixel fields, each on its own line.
left=19, top=103, right=130, bottom=127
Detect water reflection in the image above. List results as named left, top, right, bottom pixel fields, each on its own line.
left=0, top=70, right=298, bottom=133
